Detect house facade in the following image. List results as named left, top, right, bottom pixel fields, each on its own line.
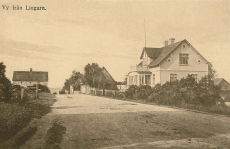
left=127, top=38, right=210, bottom=87
left=12, top=68, right=48, bottom=87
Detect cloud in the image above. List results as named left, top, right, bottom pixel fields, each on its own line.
left=0, top=37, right=62, bottom=61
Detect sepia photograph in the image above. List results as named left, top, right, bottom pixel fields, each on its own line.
left=0, top=0, right=230, bottom=148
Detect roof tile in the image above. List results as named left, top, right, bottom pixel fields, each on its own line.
left=12, top=71, right=48, bottom=82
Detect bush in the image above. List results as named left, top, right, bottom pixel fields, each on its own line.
left=125, top=85, right=139, bottom=99
left=59, top=90, right=65, bottom=94
left=105, top=91, right=114, bottom=98
left=148, top=75, right=222, bottom=107
left=31, top=84, right=50, bottom=93
left=125, top=85, right=152, bottom=100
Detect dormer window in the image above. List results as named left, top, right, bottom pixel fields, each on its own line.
left=179, top=53, right=189, bottom=65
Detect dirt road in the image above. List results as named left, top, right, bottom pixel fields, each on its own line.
left=20, top=94, right=230, bottom=149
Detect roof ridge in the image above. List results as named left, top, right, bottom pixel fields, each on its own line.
left=13, top=71, right=48, bottom=73
left=148, top=40, right=185, bottom=67
left=160, top=39, right=185, bottom=48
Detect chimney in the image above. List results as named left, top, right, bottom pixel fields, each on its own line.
left=169, top=38, right=175, bottom=45
left=164, top=40, right=169, bottom=47
left=29, top=68, right=32, bottom=80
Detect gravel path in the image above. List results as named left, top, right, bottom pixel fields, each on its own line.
left=20, top=94, right=230, bottom=149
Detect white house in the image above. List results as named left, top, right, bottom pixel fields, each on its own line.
left=12, top=68, right=48, bottom=87
left=127, top=38, right=210, bottom=87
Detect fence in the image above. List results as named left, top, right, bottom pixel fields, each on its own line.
left=90, top=88, right=126, bottom=99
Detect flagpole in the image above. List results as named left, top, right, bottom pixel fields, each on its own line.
left=144, top=19, right=146, bottom=48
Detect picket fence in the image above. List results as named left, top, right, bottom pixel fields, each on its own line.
left=90, top=88, right=125, bottom=98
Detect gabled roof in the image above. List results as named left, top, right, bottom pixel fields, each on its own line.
left=148, top=40, right=184, bottom=67
left=140, top=39, right=210, bottom=68
left=13, top=71, right=48, bottom=82
left=214, top=78, right=230, bottom=86
left=137, top=61, right=143, bottom=66
left=140, top=48, right=161, bottom=59
left=213, top=78, right=223, bottom=86
left=101, top=67, right=116, bottom=83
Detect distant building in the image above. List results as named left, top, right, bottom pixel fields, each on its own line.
left=127, top=38, right=210, bottom=87
left=12, top=68, right=48, bottom=87
left=80, top=84, right=91, bottom=94
left=80, top=66, right=117, bottom=94
left=101, top=67, right=117, bottom=90
left=214, top=78, right=230, bottom=101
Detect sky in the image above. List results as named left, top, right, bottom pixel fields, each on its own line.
left=0, top=0, right=229, bottom=88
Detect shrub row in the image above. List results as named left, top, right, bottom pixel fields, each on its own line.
left=126, top=75, right=223, bottom=107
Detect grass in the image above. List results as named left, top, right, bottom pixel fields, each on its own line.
left=0, top=93, right=56, bottom=143
left=44, top=119, right=66, bottom=149
left=99, top=93, right=230, bottom=116
left=178, top=103, right=230, bottom=115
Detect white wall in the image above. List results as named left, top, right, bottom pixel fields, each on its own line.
left=159, top=41, right=208, bottom=84
left=13, top=81, right=48, bottom=87
left=149, top=66, right=161, bottom=86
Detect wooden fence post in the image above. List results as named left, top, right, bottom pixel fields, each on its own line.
left=21, top=87, right=24, bottom=99
left=36, top=82, right=38, bottom=99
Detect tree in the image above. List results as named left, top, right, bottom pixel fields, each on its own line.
left=0, top=62, right=12, bottom=102
left=62, top=71, right=83, bottom=91
left=84, top=63, right=102, bottom=88
left=196, top=75, right=221, bottom=106
left=179, top=75, right=198, bottom=104
left=208, top=63, right=217, bottom=80
left=70, top=70, right=84, bottom=90
left=84, top=63, right=117, bottom=89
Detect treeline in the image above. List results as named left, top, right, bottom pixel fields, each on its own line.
left=0, top=62, right=12, bottom=102
left=61, top=63, right=119, bottom=93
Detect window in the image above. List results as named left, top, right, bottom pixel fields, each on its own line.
left=134, top=75, right=138, bottom=85
left=141, top=75, right=144, bottom=84
left=129, top=76, right=133, bottom=85
left=152, top=74, right=155, bottom=85
left=139, top=75, right=141, bottom=85
left=170, top=74, right=177, bottom=82
left=191, top=74, right=198, bottom=82
left=139, top=75, right=145, bottom=85
left=145, top=75, right=151, bottom=85
left=179, top=53, right=189, bottom=65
